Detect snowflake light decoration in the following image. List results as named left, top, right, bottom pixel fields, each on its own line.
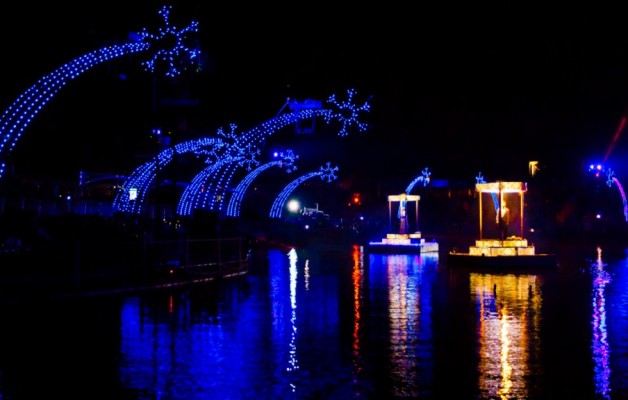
left=405, top=167, right=432, bottom=194
left=137, top=5, right=200, bottom=78
left=216, top=123, right=239, bottom=142
left=189, top=140, right=228, bottom=164
left=319, top=162, right=339, bottom=183
left=606, top=168, right=616, bottom=187
left=278, top=149, right=299, bottom=173
left=237, top=143, right=261, bottom=171
left=212, top=123, right=244, bottom=161
left=324, top=89, right=370, bottom=137
left=421, top=168, right=431, bottom=184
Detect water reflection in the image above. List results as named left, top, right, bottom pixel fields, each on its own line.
left=611, top=255, right=628, bottom=400
left=591, top=246, right=611, bottom=399
left=6, top=245, right=628, bottom=398
left=266, top=247, right=351, bottom=398
left=367, top=252, right=438, bottom=398
left=596, top=246, right=628, bottom=399
left=469, top=272, right=542, bottom=399
left=116, top=246, right=355, bottom=399
left=351, top=245, right=366, bottom=396
left=117, top=281, right=274, bottom=399
left=287, top=248, right=300, bottom=377
left=269, top=248, right=301, bottom=395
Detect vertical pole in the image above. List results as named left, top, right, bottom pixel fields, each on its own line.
left=520, top=191, right=524, bottom=238
left=415, top=196, right=419, bottom=233
left=479, top=187, right=483, bottom=239
left=498, top=183, right=503, bottom=242
left=388, top=198, right=392, bottom=232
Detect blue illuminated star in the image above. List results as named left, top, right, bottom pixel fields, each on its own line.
left=193, top=142, right=228, bottom=165
left=319, top=162, right=339, bottom=183
left=216, top=123, right=239, bottom=142
left=420, top=167, right=431, bottom=186
left=137, top=5, right=200, bottom=78
left=279, top=149, right=299, bottom=173
left=237, top=143, right=261, bottom=171
left=324, top=89, right=370, bottom=137
left=606, top=168, right=616, bottom=188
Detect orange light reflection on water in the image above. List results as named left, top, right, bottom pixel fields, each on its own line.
left=387, top=254, right=421, bottom=398
left=471, top=273, right=542, bottom=399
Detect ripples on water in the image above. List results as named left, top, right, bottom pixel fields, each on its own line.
left=0, top=244, right=627, bottom=399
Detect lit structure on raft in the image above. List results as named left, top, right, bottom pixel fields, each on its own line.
left=367, top=190, right=439, bottom=254
left=447, top=181, right=557, bottom=269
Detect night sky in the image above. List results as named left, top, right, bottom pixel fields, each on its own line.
left=2, top=2, right=628, bottom=190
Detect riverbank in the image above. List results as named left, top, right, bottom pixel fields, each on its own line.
left=0, top=217, right=252, bottom=304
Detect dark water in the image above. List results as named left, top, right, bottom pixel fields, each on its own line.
left=0, top=242, right=627, bottom=399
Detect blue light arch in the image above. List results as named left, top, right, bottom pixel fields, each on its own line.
left=405, top=167, right=431, bottom=194
left=111, top=88, right=369, bottom=218
left=112, top=137, right=227, bottom=214
left=176, top=89, right=369, bottom=217
left=269, top=162, right=338, bottom=219
left=226, top=150, right=299, bottom=217
left=0, top=5, right=199, bottom=179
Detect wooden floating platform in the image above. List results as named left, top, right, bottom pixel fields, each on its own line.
left=447, top=238, right=557, bottom=270
left=367, top=233, right=439, bottom=254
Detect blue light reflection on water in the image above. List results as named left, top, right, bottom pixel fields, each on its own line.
left=591, top=246, right=611, bottom=400
left=118, top=247, right=356, bottom=399
left=118, top=279, right=277, bottom=399
left=114, top=248, right=441, bottom=399
left=5, top=245, right=628, bottom=398
left=599, top=247, right=628, bottom=399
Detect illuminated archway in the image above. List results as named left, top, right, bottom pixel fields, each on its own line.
left=112, top=137, right=227, bottom=214
left=269, top=162, right=338, bottom=219
left=405, top=167, right=431, bottom=194
left=225, top=150, right=298, bottom=217
left=114, top=88, right=370, bottom=217
left=176, top=140, right=261, bottom=216
left=181, top=89, right=369, bottom=216
left=0, top=5, right=199, bottom=179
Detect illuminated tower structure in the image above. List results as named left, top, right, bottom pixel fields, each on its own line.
left=225, top=150, right=299, bottom=218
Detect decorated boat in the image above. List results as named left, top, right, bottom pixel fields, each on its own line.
left=367, top=192, right=439, bottom=254
left=447, top=180, right=557, bottom=270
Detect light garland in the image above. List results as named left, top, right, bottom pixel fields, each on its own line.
left=0, top=5, right=199, bottom=179
left=269, top=162, right=338, bottom=219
